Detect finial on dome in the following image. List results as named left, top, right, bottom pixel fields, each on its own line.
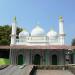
left=23, top=28, right=28, bottom=32
left=13, top=16, right=17, bottom=23
left=35, top=21, right=41, bottom=28
left=36, top=21, right=40, bottom=26
left=50, top=27, right=54, bottom=30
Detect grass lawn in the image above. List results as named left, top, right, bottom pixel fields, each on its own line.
left=0, top=58, right=10, bottom=65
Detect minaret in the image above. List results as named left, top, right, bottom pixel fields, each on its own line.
left=10, top=16, right=17, bottom=45
left=59, top=16, right=65, bottom=45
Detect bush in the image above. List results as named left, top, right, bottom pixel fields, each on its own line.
left=0, top=58, right=10, bottom=65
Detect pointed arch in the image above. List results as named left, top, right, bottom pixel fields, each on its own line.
left=52, top=54, right=57, bottom=65
left=18, top=54, right=23, bottom=65
left=33, top=54, right=41, bottom=65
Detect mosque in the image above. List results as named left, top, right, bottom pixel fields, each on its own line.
left=9, top=16, right=75, bottom=65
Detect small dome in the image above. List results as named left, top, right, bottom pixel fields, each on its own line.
left=19, top=29, right=29, bottom=37
left=31, top=26, right=45, bottom=36
left=47, top=29, right=57, bottom=37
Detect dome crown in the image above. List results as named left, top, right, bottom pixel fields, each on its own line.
left=31, top=26, right=45, bottom=36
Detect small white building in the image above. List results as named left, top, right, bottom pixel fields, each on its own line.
left=10, top=16, right=74, bottom=65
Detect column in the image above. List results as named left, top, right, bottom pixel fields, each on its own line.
left=45, top=50, right=49, bottom=65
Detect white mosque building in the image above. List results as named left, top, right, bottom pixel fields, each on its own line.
left=10, top=16, right=74, bottom=65
left=11, top=16, right=65, bottom=46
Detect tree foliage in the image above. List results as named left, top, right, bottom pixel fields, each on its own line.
left=0, top=25, right=22, bottom=45
left=72, top=38, right=75, bottom=46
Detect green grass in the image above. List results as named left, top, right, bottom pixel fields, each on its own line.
left=0, top=58, right=10, bottom=65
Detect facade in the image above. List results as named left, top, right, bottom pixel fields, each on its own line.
left=10, top=16, right=74, bottom=65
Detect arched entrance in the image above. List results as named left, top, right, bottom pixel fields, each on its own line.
left=33, top=54, right=41, bottom=65
left=70, top=54, right=73, bottom=64
left=18, top=54, right=23, bottom=65
left=52, top=55, right=57, bottom=65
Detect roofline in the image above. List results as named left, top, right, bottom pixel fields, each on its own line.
left=9, top=45, right=70, bottom=50
left=0, top=45, right=75, bottom=50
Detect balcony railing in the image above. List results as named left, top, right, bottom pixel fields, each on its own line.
left=16, top=36, right=59, bottom=45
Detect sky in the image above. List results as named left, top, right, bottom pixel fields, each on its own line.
left=0, top=0, right=75, bottom=45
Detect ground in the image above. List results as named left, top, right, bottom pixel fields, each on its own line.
left=0, top=65, right=74, bottom=75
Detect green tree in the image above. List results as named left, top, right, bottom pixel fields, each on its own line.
left=0, top=25, right=22, bottom=45
left=0, top=39, right=9, bottom=45
left=72, top=38, right=75, bottom=46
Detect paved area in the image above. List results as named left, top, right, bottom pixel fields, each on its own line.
left=0, top=65, right=74, bottom=75
left=36, top=70, right=74, bottom=75
left=0, top=65, right=33, bottom=75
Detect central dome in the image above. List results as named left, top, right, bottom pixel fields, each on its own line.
left=31, top=26, right=45, bottom=36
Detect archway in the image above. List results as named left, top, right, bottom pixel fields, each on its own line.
left=33, top=54, right=41, bottom=65
left=70, top=54, right=73, bottom=64
left=18, top=54, right=23, bottom=65
left=52, top=55, right=57, bottom=65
